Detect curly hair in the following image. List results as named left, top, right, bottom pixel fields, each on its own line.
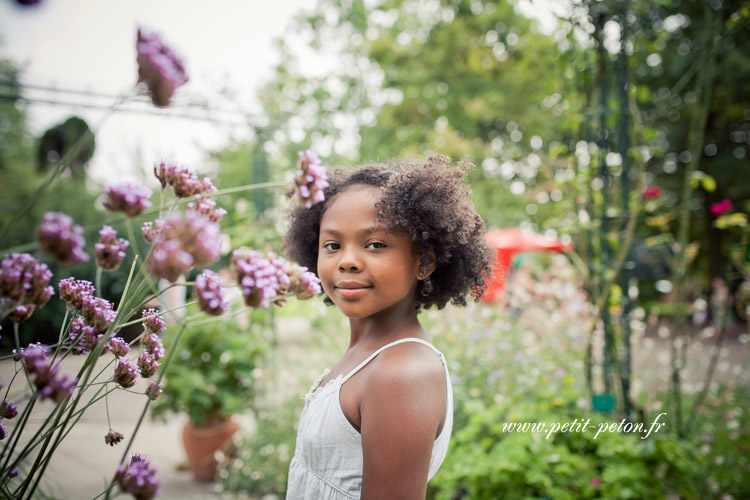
left=283, top=155, right=496, bottom=311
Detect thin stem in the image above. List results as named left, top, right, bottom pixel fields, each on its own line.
left=96, top=267, right=103, bottom=298
left=117, top=301, right=196, bottom=329
left=104, top=322, right=188, bottom=500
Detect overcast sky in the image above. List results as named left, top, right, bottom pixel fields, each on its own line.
left=0, top=0, right=311, bottom=187
left=0, top=0, right=560, bottom=189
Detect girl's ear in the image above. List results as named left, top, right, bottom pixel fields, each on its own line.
left=417, top=245, right=437, bottom=280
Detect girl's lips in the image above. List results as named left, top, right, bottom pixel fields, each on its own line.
left=335, top=285, right=371, bottom=298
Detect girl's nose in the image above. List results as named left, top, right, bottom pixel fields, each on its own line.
left=338, top=247, right=362, bottom=272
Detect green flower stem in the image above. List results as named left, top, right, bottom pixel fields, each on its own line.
left=13, top=323, right=33, bottom=393
left=117, top=301, right=196, bottom=329
left=104, top=321, right=188, bottom=500
left=50, top=309, right=71, bottom=363
left=20, top=335, right=113, bottom=499
left=0, top=392, right=39, bottom=472
left=5, top=392, right=71, bottom=478
left=10, top=392, right=68, bottom=499
left=14, top=384, right=115, bottom=499
left=95, top=267, right=103, bottom=298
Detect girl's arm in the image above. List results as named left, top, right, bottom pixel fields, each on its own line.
left=359, top=348, right=447, bottom=500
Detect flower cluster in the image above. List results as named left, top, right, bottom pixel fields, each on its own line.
left=283, top=262, right=323, bottom=300
left=187, top=197, right=227, bottom=223
left=114, top=356, right=140, bottom=389
left=146, top=211, right=221, bottom=282
left=105, top=429, right=124, bottom=447
left=710, top=198, right=733, bottom=217
left=140, top=220, right=165, bottom=244
left=116, top=452, right=162, bottom=500
left=153, top=160, right=216, bottom=198
left=135, top=308, right=166, bottom=380
left=101, top=183, right=153, bottom=217
left=293, top=150, right=329, bottom=208
left=59, top=279, right=117, bottom=355
left=1, top=400, right=19, bottom=419
left=194, top=271, right=227, bottom=316
left=36, top=212, right=89, bottom=266
left=58, top=278, right=94, bottom=309
left=15, top=343, right=78, bottom=404
left=642, top=186, right=662, bottom=199
left=232, top=250, right=288, bottom=308
left=0, top=253, right=54, bottom=324
left=145, top=381, right=164, bottom=401
left=108, top=337, right=130, bottom=357
left=95, top=225, right=130, bottom=270
left=232, top=250, right=322, bottom=308
left=141, top=308, right=165, bottom=335
left=136, top=28, right=188, bottom=108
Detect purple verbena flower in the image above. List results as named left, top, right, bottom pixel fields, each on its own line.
left=141, top=333, right=164, bottom=360
left=105, top=430, right=125, bottom=447
left=115, top=356, right=141, bottom=388
left=19, top=342, right=49, bottom=374
left=1, top=400, right=18, bottom=419
left=100, top=183, right=153, bottom=217
left=9, top=304, right=36, bottom=324
left=58, top=278, right=94, bottom=310
left=153, top=160, right=216, bottom=198
left=194, top=271, right=227, bottom=316
left=116, top=452, right=162, bottom=500
left=108, top=337, right=130, bottom=357
left=141, top=309, right=165, bottom=335
left=146, top=212, right=221, bottom=282
left=69, top=316, right=113, bottom=355
left=145, top=381, right=164, bottom=401
left=232, top=250, right=283, bottom=308
left=95, top=225, right=130, bottom=270
left=0, top=253, right=54, bottom=319
left=80, top=295, right=117, bottom=334
left=187, top=197, right=226, bottom=223
left=36, top=212, right=89, bottom=266
left=0, top=424, right=6, bottom=440
left=141, top=220, right=165, bottom=244
left=137, top=351, right=160, bottom=379
left=69, top=316, right=93, bottom=354
left=147, top=239, right=193, bottom=283
left=136, top=28, right=188, bottom=108
left=37, top=369, right=77, bottom=404
left=286, top=264, right=322, bottom=300
left=8, top=468, right=18, bottom=478
left=294, top=150, right=329, bottom=209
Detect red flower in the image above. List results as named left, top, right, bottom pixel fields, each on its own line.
left=642, top=186, right=662, bottom=199
left=710, top=198, right=733, bottom=216
left=591, top=478, right=602, bottom=487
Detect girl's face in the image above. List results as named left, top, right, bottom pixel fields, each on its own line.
left=317, top=184, right=421, bottom=321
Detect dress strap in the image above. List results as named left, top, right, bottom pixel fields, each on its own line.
left=340, top=338, right=444, bottom=384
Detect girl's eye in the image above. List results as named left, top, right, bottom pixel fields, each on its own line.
left=366, top=242, right=386, bottom=249
left=322, top=242, right=340, bottom=251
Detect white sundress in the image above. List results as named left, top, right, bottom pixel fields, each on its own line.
left=285, top=337, right=454, bottom=499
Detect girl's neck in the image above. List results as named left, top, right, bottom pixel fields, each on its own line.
left=347, top=306, right=426, bottom=349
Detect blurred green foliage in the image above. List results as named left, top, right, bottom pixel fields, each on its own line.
left=150, top=306, right=272, bottom=427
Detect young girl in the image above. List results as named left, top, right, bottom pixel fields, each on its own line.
left=283, top=155, right=495, bottom=499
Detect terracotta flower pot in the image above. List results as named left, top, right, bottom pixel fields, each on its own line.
left=182, top=416, right=240, bottom=482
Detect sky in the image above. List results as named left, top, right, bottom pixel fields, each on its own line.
left=0, top=0, right=561, bottom=189
left=0, top=0, right=311, bottom=187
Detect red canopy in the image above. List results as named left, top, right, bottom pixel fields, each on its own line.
left=482, top=228, right=574, bottom=303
